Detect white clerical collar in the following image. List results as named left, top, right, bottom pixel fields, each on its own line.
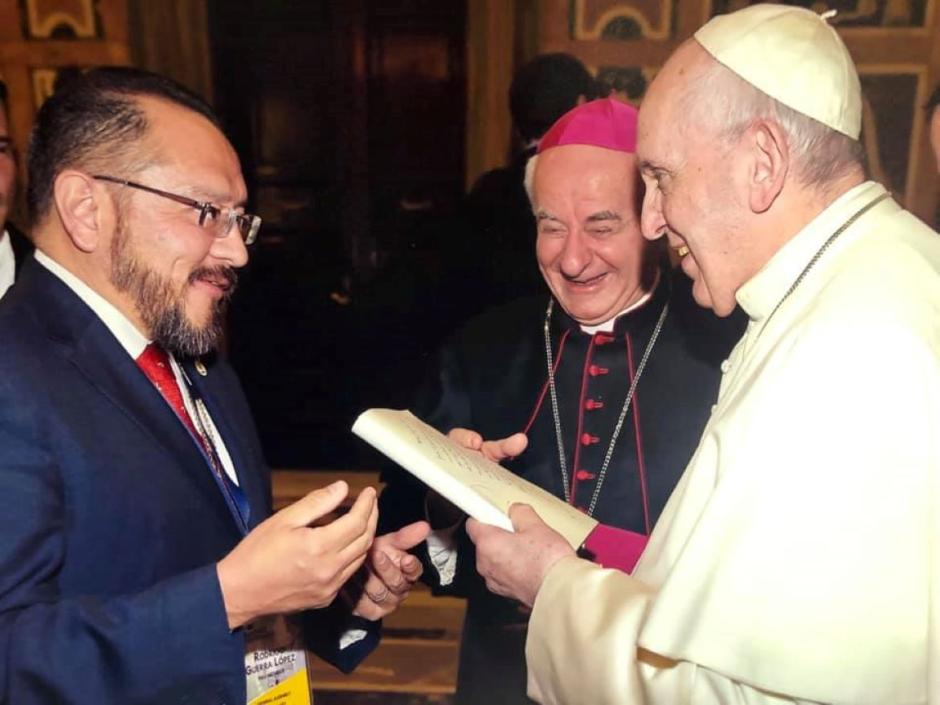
left=0, top=229, right=14, bottom=299
left=735, top=180, right=887, bottom=322
left=579, top=288, right=655, bottom=334
left=35, top=249, right=150, bottom=358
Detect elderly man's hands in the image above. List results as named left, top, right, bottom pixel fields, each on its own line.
left=217, top=480, right=377, bottom=630
left=466, top=503, right=575, bottom=609
left=347, top=520, right=431, bottom=620
left=449, top=426, right=573, bottom=607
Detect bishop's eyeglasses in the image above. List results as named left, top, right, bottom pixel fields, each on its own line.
left=93, top=175, right=261, bottom=245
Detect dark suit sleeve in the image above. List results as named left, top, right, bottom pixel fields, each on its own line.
left=301, top=602, right=380, bottom=673
left=0, top=386, right=246, bottom=704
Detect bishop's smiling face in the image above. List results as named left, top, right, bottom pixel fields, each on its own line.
left=533, top=143, right=651, bottom=326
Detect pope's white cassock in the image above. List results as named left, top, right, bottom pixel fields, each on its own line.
left=524, top=181, right=940, bottom=705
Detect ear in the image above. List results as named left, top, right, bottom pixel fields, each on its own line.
left=748, top=120, right=788, bottom=214
left=53, top=170, right=110, bottom=253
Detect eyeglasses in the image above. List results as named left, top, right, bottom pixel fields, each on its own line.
left=93, top=175, right=261, bottom=245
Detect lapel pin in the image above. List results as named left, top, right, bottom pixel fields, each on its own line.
left=195, top=359, right=208, bottom=377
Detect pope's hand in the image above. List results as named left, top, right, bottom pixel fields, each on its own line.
left=217, top=480, right=378, bottom=629
left=466, top=503, right=574, bottom=608
left=347, top=520, right=431, bottom=620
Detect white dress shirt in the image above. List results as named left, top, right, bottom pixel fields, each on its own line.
left=0, top=230, right=15, bottom=299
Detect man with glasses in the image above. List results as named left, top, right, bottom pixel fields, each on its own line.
left=0, top=78, right=30, bottom=299
left=0, top=67, right=428, bottom=703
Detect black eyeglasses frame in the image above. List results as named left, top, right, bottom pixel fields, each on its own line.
left=92, top=174, right=260, bottom=245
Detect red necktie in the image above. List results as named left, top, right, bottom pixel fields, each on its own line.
left=136, top=343, right=200, bottom=439
left=136, top=344, right=251, bottom=529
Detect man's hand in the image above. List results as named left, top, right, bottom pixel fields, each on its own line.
left=448, top=428, right=528, bottom=463
left=466, top=503, right=574, bottom=608
left=347, top=520, right=431, bottom=620
left=217, top=480, right=378, bottom=630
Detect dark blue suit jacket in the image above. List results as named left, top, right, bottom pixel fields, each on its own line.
left=0, top=260, right=372, bottom=704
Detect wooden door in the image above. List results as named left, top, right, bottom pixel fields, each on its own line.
left=211, top=0, right=467, bottom=467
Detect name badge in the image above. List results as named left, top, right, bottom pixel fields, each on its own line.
left=244, top=615, right=314, bottom=705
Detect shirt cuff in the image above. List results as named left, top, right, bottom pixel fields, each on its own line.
left=424, top=495, right=462, bottom=586
left=339, top=628, right=369, bottom=650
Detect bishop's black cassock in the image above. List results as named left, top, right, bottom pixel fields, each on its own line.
left=379, top=267, right=746, bottom=705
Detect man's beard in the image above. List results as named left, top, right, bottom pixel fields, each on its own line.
left=110, top=220, right=237, bottom=357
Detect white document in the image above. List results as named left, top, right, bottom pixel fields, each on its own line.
left=352, top=408, right=598, bottom=549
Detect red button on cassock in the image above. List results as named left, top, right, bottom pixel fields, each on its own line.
left=595, top=334, right=614, bottom=345
left=576, top=469, right=596, bottom=480
left=580, top=433, right=600, bottom=446
left=585, top=399, right=605, bottom=411
left=588, top=365, right=609, bottom=376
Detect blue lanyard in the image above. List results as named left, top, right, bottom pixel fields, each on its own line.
left=179, top=368, right=251, bottom=536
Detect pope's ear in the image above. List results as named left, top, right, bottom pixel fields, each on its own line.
left=747, top=119, right=788, bottom=214
left=53, top=170, right=110, bottom=253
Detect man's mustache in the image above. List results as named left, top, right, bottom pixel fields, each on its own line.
left=188, top=266, right=238, bottom=296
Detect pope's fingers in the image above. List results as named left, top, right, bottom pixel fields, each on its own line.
left=465, top=517, right=482, bottom=545
left=466, top=517, right=511, bottom=547
left=507, top=502, right=543, bottom=531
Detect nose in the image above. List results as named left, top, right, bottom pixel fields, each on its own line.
left=210, top=225, right=250, bottom=268
left=640, top=188, right=666, bottom=242
left=558, top=227, right=591, bottom=278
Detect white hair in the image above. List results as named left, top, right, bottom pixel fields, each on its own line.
left=523, top=153, right=539, bottom=205
left=682, top=58, right=865, bottom=188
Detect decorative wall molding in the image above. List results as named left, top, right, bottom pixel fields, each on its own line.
left=21, top=0, right=101, bottom=40
left=572, top=0, right=677, bottom=41
left=0, top=1, right=129, bottom=224
left=524, top=0, right=940, bottom=224
left=29, top=67, right=58, bottom=107
left=706, top=0, right=933, bottom=29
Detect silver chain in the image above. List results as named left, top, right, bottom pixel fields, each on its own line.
left=543, top=298, right=669, bottom=514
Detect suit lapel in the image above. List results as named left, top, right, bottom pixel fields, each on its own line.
left=22, top=261, right=244, bottom=538
left=183, top=361, right=269, bottom=530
